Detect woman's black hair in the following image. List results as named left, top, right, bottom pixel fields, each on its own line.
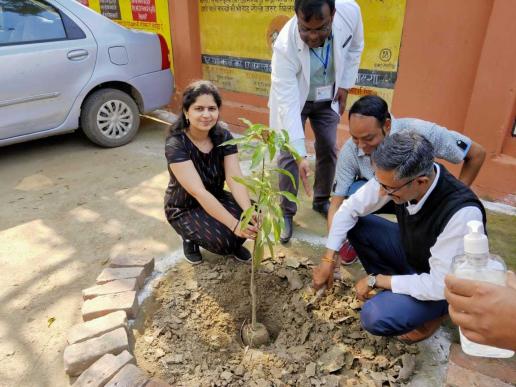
left=348, top=95, right=392, bottom=128
left=294, top=0, right=335, bottom=22
left=168, top=80, right=223, bottom=139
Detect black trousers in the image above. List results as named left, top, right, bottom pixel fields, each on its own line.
left=278, top=100, right=340, bottom=216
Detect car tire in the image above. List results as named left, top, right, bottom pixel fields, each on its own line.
left=80, top=88, right=140, bottom=147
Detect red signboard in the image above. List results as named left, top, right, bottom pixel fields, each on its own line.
left=131, top=0, right=157, bottom=23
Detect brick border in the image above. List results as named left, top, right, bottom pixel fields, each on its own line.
left=445, top=344, right=516, bottom=386
left=65, top=256, right=516, bottom=386
left=63, top=256, right=171, bottom=386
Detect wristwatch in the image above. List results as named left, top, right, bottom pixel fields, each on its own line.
left=367, top=274, right=377, bottom=289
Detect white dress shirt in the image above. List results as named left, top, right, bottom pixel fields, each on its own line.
left=326, top=164, right=484, bottom=301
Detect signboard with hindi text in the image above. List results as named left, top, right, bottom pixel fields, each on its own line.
left=77, top=0, right=174, bottom=72
left=198, top=0, right=406, bottom=108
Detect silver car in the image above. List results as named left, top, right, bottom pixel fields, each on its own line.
left=0, top=0, right=173, bottom=147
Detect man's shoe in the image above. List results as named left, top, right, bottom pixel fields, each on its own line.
left=183, top=239, right=202, bottom=265
left=280, top=216, right=293, bottom=244
left=232, top=245, right=252, bottom=263
left=312, top=201, right=330, bottom=218
left=339, top=240, right=358, bottom=265
left=397, top=315, right=447, bottom=344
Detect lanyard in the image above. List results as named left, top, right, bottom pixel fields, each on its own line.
left=310, top=37, right=332, bottom=77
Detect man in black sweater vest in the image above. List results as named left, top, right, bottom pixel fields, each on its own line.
left=313, top=131, right=486, bottom=342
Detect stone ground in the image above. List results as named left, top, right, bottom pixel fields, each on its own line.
left=133, top=251, right=429, bottom=386
left=0, top=115, right=514, bottom=386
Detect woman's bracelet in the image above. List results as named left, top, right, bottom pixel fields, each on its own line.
left=232, top=220, right=240, bottom=234
left=321, top=256, right=336, bottom=265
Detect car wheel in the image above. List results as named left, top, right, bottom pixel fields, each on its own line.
left=80, top=88, right=140, bottom=147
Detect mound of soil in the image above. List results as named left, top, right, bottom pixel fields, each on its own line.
left=134, top=254, right=418, bottom=386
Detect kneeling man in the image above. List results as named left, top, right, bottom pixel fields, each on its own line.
left=313, top=131, right=486, bottom=342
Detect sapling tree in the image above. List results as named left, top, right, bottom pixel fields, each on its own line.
left=222, top=119, right=300, bottom=347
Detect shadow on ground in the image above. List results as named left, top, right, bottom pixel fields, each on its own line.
left=0, top=118, right=181, bottom=387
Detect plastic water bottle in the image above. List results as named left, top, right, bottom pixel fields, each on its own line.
left=451, top=220, right=514, bottom=358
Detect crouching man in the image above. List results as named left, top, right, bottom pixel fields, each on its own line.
left=312, top=131, right=486, bottom=342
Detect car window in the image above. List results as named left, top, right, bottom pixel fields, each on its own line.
left=0, top=0, right=67, bottom=46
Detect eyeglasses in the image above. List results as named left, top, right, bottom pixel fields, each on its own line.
left=374, top=174, right=422, bottom=195
left=298, top=20, right=332, bottom=35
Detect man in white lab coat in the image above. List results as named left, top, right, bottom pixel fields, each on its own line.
left=269, top=0, right=364, bottom=243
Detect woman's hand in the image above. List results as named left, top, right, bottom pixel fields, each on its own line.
left=232, top=219, right=257, bottom=240
left=251, top=212, right=262, bottom=228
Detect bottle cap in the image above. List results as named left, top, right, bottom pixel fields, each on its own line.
left=464, top=220, right=489, bottom=254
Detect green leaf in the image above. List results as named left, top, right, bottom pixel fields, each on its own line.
left=262, top=214, right=272, bottom=237
left=220, top=137, right=247, bottom=146
left=231, top=176, right=258, bottom=195
left=249, top=178, right=267, bottom=195
left=273, top=218, right=282, bottom=242
left=47, top=317, right=56, bottom=327
left=271, top=203, right=283, bottom=219
left=282, top=143, right=301, bottom=161
left=272, top=168, right=297, bottom=189
left=279, top=191, right=300, bottom=205
left=267, top=141, right=276, bottom=161
left=250, top=123, right=266, bottom=133
left=239, top=117, right=253, bottom=128
left=250, top=143, right=266, bottom=169
left=267, top=129, right=277, bottom=144
left=281, top=129, right=290, bottom=143
left=240, top=206, right=255, bottom=229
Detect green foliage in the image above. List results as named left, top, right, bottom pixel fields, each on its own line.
left=222, top=119, right=301, bottom=268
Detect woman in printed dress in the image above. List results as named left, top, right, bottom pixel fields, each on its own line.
left=164, top=80, right=256, bottom=264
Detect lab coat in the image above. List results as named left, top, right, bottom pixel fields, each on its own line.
left=268, top=0, right=364, bottom=143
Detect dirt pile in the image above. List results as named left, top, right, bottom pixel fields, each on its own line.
left=134, top=254, right=418, bottom=386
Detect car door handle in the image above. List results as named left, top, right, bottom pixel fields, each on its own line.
left=67, top=49, right=89, bottom=61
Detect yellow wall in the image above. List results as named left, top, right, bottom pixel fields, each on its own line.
left=78, top=0, right=174, bottom=72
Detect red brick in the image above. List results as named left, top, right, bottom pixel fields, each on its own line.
left=105, top=364, right=148, bottom=387
left=64, top=328, right=129, bottom=376
left=96, top=267, right=145, bottom=288
left=83, top=279, right=138, bottom=300
left=72, top=350, right=134, bottom=387
left=446, top=361, right=514, bottom=387
left=68, top=311, right=127, bottom=344
left=82, top=291, right=138, bottom=321
left=445, top=343, right=516, bottom=386
left=109, top=256, right=154, bottom=277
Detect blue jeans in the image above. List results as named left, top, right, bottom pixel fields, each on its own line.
left=346, top=179, right=367, bottom=196
left=347, top=215, right=448, bottom=336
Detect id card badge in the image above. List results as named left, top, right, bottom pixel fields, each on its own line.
left=315, top=84, right=334, bottom=102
